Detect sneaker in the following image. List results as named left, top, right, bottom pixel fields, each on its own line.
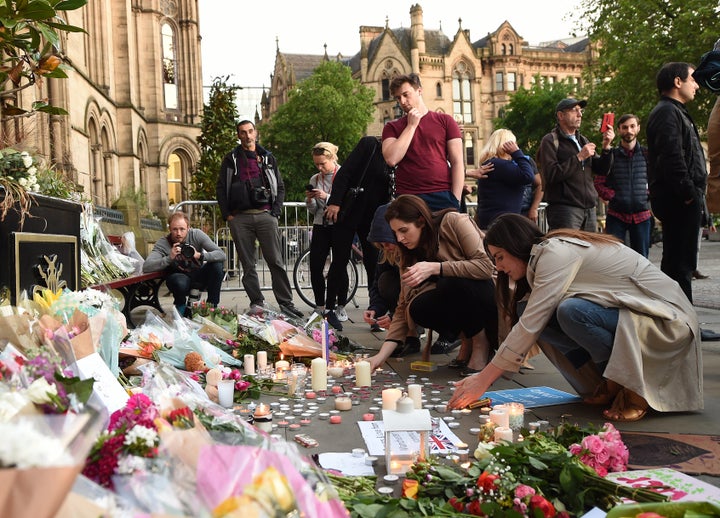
left=430, top=337, right=462, bottom=355
left=280, top=302, right=304, bottom=319
left=390, top=336, right=421, bottom=357
left=335, top=305, right=348, bottom=322
left=248, top=302, right=267, bottom=316
left=325, top=310, right=343, bottom=331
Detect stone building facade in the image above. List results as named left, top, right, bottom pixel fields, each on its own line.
left=265, top=4, right=593, bottom=169
left=3, top=0, right=204, bottom=216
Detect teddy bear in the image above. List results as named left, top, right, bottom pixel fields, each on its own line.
left=204, top=368, right=223, bottom=403
left=184, top=351, right=208, bottom=373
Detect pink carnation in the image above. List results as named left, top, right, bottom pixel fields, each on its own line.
left=514, top=484, right=536, bottom=499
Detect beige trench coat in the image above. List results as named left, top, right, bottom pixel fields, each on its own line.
left=492, top=236, right=703, bottom=412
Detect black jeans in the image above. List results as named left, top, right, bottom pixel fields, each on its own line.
left=309, top=224, right=350, bottom=309
left=408, top=277, right=496, bottom=340
left=166, top=261, right=224, bottom=308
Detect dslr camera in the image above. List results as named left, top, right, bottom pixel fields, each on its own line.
left=179, top=243, right=196, bottom=259
left=251, top=186, right=271, bottom=205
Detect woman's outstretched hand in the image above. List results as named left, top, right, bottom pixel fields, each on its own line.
left=448, top=364, right=504, bottom=409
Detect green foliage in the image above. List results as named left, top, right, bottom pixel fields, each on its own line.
left=574, top=0, right=719, bottom=138
left=259, top=61, right=375, bottom=201
left=192, top=76, right=240, bottom=206
left=493, top=77, right=576, bottom=156
left=0, top=0, right=87, bottom=117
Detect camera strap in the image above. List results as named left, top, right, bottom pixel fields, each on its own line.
left=353, top=139, right=378, bottom=192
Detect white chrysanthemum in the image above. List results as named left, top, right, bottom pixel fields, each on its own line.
left=27, top=166, right=37, bottom=175
left=18, top=177, right=27, bottom=187
left=21, top=152, right=33, bottom=168
left=124, top=425, right=158, bottom=448
left=116, top=454, right=148, bottom=474
left=0, top=421, right=74, bottom=468
left=25, top=377, right=58, bottom=404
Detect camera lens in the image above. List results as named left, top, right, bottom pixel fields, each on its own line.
left=180, top=244, right=195, bottom=259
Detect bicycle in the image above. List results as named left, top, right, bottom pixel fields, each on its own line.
left=292, top=241, right=363, bottom=309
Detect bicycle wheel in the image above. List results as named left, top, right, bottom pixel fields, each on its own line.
left=293, top=248, right=359, bottom=309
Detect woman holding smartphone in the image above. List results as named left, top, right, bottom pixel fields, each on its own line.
left=305, top=142, right=348, bottom=330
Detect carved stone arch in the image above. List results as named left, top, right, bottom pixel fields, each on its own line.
left=158, top=135, right=200, bottom=208
left=136, top=128, right=150, bottom=196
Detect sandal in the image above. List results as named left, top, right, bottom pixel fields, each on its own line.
left=584, top=379, right=621, bottom=406
left=602, top=388, right=649, bottom=422
left=447, top=358, right=469, bottom=369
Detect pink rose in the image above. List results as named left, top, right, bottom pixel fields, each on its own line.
left=514, top=484, right=536, bottom=499
left=582, top=435, right=605, bottom=454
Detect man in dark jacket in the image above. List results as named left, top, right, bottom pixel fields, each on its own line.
left=216, top=120, right=303, bottom=318
left=536, top=98, right=610, bottom=231
left=594, top=114, right=652, bottom=257
left=647, top=62, right=706, bottom=303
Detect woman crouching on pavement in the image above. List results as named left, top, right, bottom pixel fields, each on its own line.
left=449, top=213, right=703, bottom=421
left=366, top=195, right=497, bottom=372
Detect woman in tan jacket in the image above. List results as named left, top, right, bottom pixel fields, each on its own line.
left=366, top=195, right=496, bottom=370
left=449, top=213, right=703, bottom=421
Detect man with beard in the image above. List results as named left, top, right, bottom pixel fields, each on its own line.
left=593, top=114, right=653, bottom=257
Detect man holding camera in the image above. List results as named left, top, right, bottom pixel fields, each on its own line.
left=216, top=120, right=303, bottom=319
left=144, top=211, right=226, bottom=316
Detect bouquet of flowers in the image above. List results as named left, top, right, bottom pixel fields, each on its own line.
left=191, top=302, right=238, bottom=336
left=79, top=206, right=137, bottom=286
left=0, top=148, right=40, bottom=226
left=568, top=422, right=629, bottom=476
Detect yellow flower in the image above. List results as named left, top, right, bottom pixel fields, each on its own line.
left=32, top=288, right=63, bottom=313
left=244, top=466, right=296, bottom=512
left=402, top=478, right=419, bottom=499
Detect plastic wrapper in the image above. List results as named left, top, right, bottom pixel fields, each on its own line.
left=0, top=410, right=104, bottom=518
left=123, top=310, right=241, bottom=369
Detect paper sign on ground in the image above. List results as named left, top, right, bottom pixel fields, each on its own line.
left=606, top=468, right=720, bottom=504
left=358, top=419, right=461, bottom=457
left=483, top=386, right=582, bottom=407
left=75, top=352, right=129, bottom=415
left=318, top=452, right=376, bottom=476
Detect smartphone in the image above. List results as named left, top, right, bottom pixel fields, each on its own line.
left=601, top=112, right=615, bottom=133
left=305, top=184, right=315, bottom=192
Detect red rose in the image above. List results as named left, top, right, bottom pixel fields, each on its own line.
left=448, top=497, right=465, bottom=512
left=530, top=495, right=556, bottom=518
left=467, top=499, right=484, bottom=516
left=477, top=471, right=499, bottom=493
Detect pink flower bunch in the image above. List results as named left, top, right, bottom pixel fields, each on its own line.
left=311, top=328, right=338, bottom=346
left=83, top=394, right=161, bottom=489
left=569, top=422, right=629, bottom=476
left=224, top=368, right=251, bottom=391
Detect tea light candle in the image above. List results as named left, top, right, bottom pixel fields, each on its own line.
left=407, top=383, right=422, bottom=409
left=489, top=408, right=509, bottom=428
left=335, top=397, right=352, bottom=411
left=355, top=360, right=372, bottom=387
left=305, top=391, right=316, bottom=399
left=494, top=426, right=513, bottom=443
left=331, top=385, right=343, bottom=394
left=243, top=354, right=255, bottom=375
left=311, top=357, right=328, bottom=391
left=381, top=388, right=402, bottom=410
left=318, top=412, right=330, bottom=420
left=362, top=413, right=375, bottom=421
left=256, top=350, right=267, bottom=370
left=383, top=474, right=399, bottom=484
left=329, top=415, right=342, bottom=424
left=327, top=365, right=344, bottom=377
left=506, top=402, right=525, bottom=430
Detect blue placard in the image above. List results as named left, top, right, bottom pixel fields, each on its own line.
left=483, top=387, right=582, bottom=408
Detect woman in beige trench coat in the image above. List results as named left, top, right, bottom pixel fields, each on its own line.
left=449, top=213, right=703, bottom=421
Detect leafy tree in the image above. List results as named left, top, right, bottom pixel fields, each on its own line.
left=574, top=0, right=718, bottom=137
left=259, top=60, right=375, bottom=200
left=493, top=77, right=576, bottom=157
left=192, top=76, right=239, bottom=204
left=0, top=0, right=87, bottom=118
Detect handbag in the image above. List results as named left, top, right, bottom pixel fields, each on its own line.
left=338, top=139, right=378, bottom=222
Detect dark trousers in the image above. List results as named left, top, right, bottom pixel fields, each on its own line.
left=309, top=224, right=350, bottom=309
left=409, top=277, right=496, bottom=340
left=377, top=268, right=401, bottom=315
left=652, top=197, right=701, bottom=303
left=166, top=261, right=224, bottom=308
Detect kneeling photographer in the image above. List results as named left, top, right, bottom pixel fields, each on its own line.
left=144, top=211, right=226, bottom=316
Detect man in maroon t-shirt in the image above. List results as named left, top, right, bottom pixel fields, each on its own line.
left=382, top=73, right=464, bottom=212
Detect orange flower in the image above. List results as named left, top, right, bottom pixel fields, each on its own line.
left=477, top=471, right=499, bottom=493
left=402, top=478, right=419, bottom=499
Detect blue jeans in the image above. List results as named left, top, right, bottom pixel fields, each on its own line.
left=604, top=214, right=652, bottom=258
left=520, top=298, right=619, bottom=369
left=546, top=204, right=597, bottom=232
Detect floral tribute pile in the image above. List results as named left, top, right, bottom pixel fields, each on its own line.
left=332, top=423, right=670, bottom=518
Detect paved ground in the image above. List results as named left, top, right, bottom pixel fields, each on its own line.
left=151, top=237, right=720, bottom=486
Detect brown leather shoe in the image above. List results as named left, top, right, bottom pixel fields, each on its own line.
left=692, top=270, right=709, bottom=280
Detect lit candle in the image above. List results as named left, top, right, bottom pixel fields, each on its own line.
left=335, top=396, right=352, bottom=411
left=243, top=354, right=255, bottom=375
left=407, top=384, right=422, bottom=409
left=275, top=357, right=290, bottom=371
left=355, top=360, right=372, bottom=387
left=494, top=426, right=513, bottom=443
left=254, top=403, right=272, bottom=433
left=381, top=388, right=402, bottom=410
left=257, top=350, right=267, bottom=370
left=489, top=408, right=509, bottom=428
left=311, top=357, right=328, bottom=391
left=506, top=402, right=525, bottom=430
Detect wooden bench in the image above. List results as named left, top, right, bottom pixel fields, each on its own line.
left=93, top=271, right=167, bottom=328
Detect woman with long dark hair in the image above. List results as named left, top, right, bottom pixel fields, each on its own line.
left=448, top=213, right=703, bottom=421
left=366, top=195, right=496, bottom=371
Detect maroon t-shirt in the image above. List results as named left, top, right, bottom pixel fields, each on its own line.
left=382, top=111, right=461, bottom=195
